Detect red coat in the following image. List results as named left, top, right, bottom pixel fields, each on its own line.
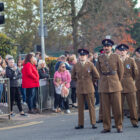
left=22, top=62, right=39, bottom=88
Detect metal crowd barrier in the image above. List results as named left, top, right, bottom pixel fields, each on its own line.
left=38, top=78, right=55, bottom=112
left=0, top=78, right=11, bottom=119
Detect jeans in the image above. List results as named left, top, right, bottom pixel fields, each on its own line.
left=20, top=87, right=26, bottom=102
left=0, top=84, right=3, bottom=102
left=26, top=88, right=36, bottom=111
left=33, top=88, right=38, bottom=109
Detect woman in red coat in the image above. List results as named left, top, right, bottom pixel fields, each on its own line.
left=22, top=54, right=39, bottom=113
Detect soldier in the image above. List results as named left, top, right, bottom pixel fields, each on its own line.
left=72, top=49, right=100, bottom=129
left=135, top=47, right=140, bottom=121
left=96, top=39, right=124, bottom=133
left=118, top=44, right=138, bottom=127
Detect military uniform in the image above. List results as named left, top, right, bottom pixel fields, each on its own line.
left=96, top=53, right=124, bottom=131
left=96, top=92, right=103, bottom=123
left=135, top=48, right=140, bottom=120
left=121, top=57, right=138, bottom=125
left=72, top=60, right=100, bottom=127
left=117, top=44, right=138, bottom=126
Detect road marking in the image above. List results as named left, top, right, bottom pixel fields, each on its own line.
left=0, top=121, right=43, bottom=131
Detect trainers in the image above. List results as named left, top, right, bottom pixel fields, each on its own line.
left=28, top=110, right=36, bottom=114
left=23, top=102, right=27, bottom=105
left=3, top=103, right=8, bottom=107
left=0, top=109, right=3, bottom=114
left=20, top=113, right=28, bottom=117
left=10, top=112, right=16, bottom=117
left=66, top=109, right=71, bottom=114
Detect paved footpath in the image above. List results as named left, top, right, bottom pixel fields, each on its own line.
left=0, top=107, right=140, bottom=140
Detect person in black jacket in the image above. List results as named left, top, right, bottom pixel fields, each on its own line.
left=6, top=58, right=27, bottom=116
left=38, top=60, right=50, bottom=79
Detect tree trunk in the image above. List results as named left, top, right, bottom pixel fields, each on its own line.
left=71, top=0, right=78, bottom=54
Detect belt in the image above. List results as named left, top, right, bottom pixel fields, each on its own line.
left=102, top=71, right=116, bottom=76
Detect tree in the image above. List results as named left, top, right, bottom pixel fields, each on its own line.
left=43, top=0, right=90, bottom=54
left=0, top=33, right=17, bottom=58
left=79, top=0, right=138, bottom=52
left=2, top=0, right=40, bottom=53
left=129, top=8, right=140, bottom=48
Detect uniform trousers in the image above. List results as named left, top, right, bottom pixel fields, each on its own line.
left=136, top=90, right=140, bottom=118
left=99, top=92, right=103, bottom=120
left=102, top=92, right=122, bottom=130
left=77, top=93, right=96, bottom=126
left=71, top=88, right=76, bottom=104
left=121, top=93, right=138, bottom=125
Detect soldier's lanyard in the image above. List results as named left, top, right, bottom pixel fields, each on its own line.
left=104, top=55, right=112, bottom=72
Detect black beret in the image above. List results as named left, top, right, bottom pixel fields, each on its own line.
left=78, top=49, right=89, bottom=55
left=117, top=44, right=129, bottom=51
left=102, top=39, right=114, bottom=47
left=135, top=47, right=140, bottom=53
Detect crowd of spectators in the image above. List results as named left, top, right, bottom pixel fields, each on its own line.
left=0, top=51, right=99, bottom=116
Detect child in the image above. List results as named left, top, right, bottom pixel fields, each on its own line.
left=54, top=77, right=63, bottom=113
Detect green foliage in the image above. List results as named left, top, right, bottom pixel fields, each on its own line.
left=3, top=0, right=40, bottom=53
left=129, top=19, right=140, bottom=47
left=0, top=33, right=17, bottom=58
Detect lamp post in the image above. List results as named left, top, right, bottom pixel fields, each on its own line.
left=40, top=0, right=45, bottom=60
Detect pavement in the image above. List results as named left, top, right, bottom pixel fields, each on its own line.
left=0, top=108, right=140, bottom=140
left=0, top=105, right=140, bottom=140
left=0, top=103, right=79, bottom=128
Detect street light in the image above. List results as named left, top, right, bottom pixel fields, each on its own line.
left=40, top=0, right=45, bottom=60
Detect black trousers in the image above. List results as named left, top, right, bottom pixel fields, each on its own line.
left=71, top=88, right=76, bottom=104
left=62, top=97, right=69, bottom=110
left=10, top=87, right=23, bottom=112
left=54, top=94, right=62, bottom=108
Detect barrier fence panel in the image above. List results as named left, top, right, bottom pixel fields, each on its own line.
left=38, top=78, right=55, bottom=112
left=0, top=78, right=11, bottom=119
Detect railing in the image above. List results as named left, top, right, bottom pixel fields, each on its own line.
left=38, top=78, right=55, bottom=112
left=0, top=78, right=11, bottom=119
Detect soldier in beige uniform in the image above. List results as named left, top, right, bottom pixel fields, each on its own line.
left=72, top=49, right=100, bottom=129
left=117, top=44, right=138, bottom=128
left=135, top=47, right=140, bottom=121
left=96, top=39, right=124, bottom=133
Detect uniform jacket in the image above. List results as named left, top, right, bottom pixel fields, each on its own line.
left=96, top=53, right=124, bottom=93
left=22, top=62, right=39, bottom=88
left=71, top=61, right=100, bottom=94
left=135, top=58, right=140, bottom=91
left=121, top=57, right=138, bottom=93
